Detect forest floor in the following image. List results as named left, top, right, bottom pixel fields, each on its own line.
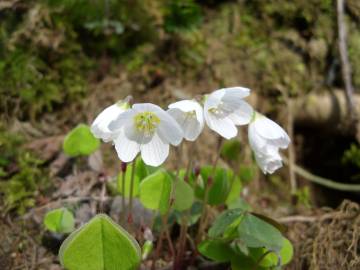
left=1, top=1, right=360, bottom=269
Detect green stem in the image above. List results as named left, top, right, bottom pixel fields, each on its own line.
left=120, top=167, right=126, bottom=223
left=128, top=157, right=137, bottom=223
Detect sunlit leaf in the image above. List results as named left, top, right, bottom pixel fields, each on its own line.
left=139, top=170, right=172, bottom=214
left=173, top=178, right=194, bottom=211
left=63, top=124, right=100, bottom=157
left=225, top=173, right=242, bottom=205
left=44, top=208, right=75, bottom=234
left=59, top=214, right=141, bottom=270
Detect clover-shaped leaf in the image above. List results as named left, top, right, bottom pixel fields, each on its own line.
left=44, top=208, right=75, bottom=234
left=63, top=124, right=100, bottom=157
left=139, top=170, right=172, bottom=215
left=59, top=214, right=141, bottom=270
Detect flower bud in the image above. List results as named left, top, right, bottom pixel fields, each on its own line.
left=207, top=176, right=213, bottom=187
left=194, top=165, right=201, bottom=177
left=121, top=162, right=127, bottom=173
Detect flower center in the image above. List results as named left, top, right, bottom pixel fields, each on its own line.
left=185, top=110, right=196, bottom=118
left=134, top=111, right=160, bottom=135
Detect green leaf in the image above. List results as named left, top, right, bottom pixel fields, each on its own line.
left=237, top=213, right=284, bottom=251
left=221, top=139, right=241, bottom=161
left=227, top=198, right=252, bottom=211
left=239, top=165, right=256, bottom=183
left=231, top=253, right=267, bottom=270
left=225, top=174, right=242, bottom=205
left=250, top=212, right=287, bottom=233
left=59, top=214, right=141, bottom=270
left=198, top=166, right=230, bottom=206
left=250, top=238, right=294, bottom=267
left=209, top=208, right=243, bottom=238
left=173, top=178, right=194, bottom=211
left=44, top=208, right=75, bottom=233
left=139, top=170, right=172, bottom=214
left=174, top=201, right=202, bottom=226
left=117, top=159, right=155, bottom=198
left=142, top=240, right=154, bottom=260
left=198, top=239, right=235, bottom=262
left=63, top=124, right=100, bottom=157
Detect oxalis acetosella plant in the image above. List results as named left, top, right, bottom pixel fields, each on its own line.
left=53, top=86, right=293, bottom=270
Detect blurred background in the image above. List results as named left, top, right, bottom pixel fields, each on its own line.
left=0, top=0, right=360, bottom=269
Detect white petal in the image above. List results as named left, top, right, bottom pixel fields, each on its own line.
left=255, top=152, right=282, bottom=174
left=114, top=130, right=140, bottom=163
left=221, top=87, right=250, bottom=100
left=228, top=100, right=253, bottom=126
left=91, top=104, right=125, bottom=142
left=157, top=110, right=183, bottom=146
left=254, top=115, right=290, bottom=148
left=168, top=100, right=201, bottom=113
left=254, top=151, right=283, bottom=174
left=108, top=109, right=136, bottom=132
left=132, top=103, right=164, bottom=114
left=168, top=107, right=204, bottom=141
left=248, top=124, right=267, bottom=153
left=182, top=117, right=203, bottom=141
left=204, top=112, right=237, bottom=139
left=205, top=90, right=224, bottom=110
left=140, top=134, right=169, bottom=166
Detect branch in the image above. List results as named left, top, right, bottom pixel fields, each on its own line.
left=337, top=0, right=356, bottom=120
left=283, top=156, right=360, bottom=192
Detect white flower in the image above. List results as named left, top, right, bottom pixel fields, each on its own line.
left=204, top=87, right=253, bottom=139
left=248, top=112, right=290, bottom=174
left=91, top=97, right=131, bottom=142
left=253, top=148, right=283, bottom=174
left=109, top=103, right=183, bottom=167
left=167, top=100, right=204, bottom=141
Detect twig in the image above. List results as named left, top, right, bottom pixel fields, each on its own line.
left=282, top=156, right=360, bottom=191
left=287, top=98, right=297, bottom=199
left=278, top=212, right=339, bottom=223
left=337, top=0, right=356, bottom=120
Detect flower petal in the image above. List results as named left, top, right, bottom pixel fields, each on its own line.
left=91, top=104, right=125, bottom=142
left=168, top=106, right=204, bottom=141
left=114, top=129, right=140, bottom=163
left=254, top=151, right=283, bottom=174
left=108, top=109, right=136, bottom=132
left=157, top=110, right=183, bottom=146
left=254, top=115, right=290, bottom=148
left=221, top=86, right=250, bottom=100
left=140, top=134, right=169, bottom=166
left=228, top=100, right=253, bottom=126
left=204, top=112, right=237, bottom=139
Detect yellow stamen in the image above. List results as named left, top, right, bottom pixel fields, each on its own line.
left=134, top=112, right=160, bottom=135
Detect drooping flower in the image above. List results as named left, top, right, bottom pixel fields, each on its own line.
left=91, top=96, right=131, bottom=142
left=203, top=87, right=254, bottom=139
left=109, top=103, right=183, bottom=166
left=248, top=112, right=290, bottom=174
left=167, top=100, right=204, bottom=141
